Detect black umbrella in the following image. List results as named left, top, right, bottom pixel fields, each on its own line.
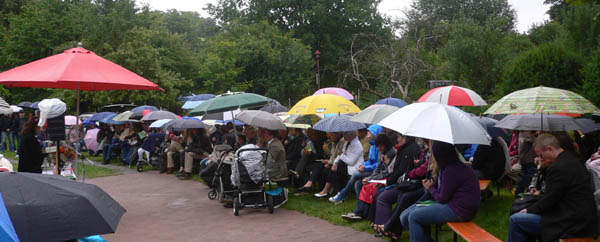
left=495, top=113, right=582, bottom=131
left=0, top=172, right=126, bottom=242
left=260, top=103, right=288, bottom=113
left=575, top=118, right=600, bottom=133
left=16, top=101, right=32, bottom=108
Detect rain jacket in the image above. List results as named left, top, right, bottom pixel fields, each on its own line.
left=364, top=124, right=384, bottom=172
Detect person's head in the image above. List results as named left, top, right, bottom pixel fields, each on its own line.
left=533, top=134, right=564, bottom=168
left=264, top=129, right=279, bottom=140
left=431, top=141, right=460, bottom=169
left=375, top=133, right=392, bottom=153
left=366, top=124, right=384, bottom=141
left=278, top=129, right=287, bottom=139
left=237, top=134, right=246, bottom=145
left=245, top=126, right=257, bottom=139
left=21, top=117, right=40, bottom=136
left=343, top=130, right=358, bottom=142
left=225, top=122, right=234, bottom=132
left=18, top=111, right=24, bottom=118
left=358, top=129, right=367, bottom=139
left=288, top=128, right=298, bottom=137
left=327, top=132, right=340, bottom=142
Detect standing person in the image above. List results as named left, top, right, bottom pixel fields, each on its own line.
left=508, top=134, right=598, bottom=242
left=0, top=114, right=9, bottom=153
left=8, top=113, right=18, bottom=152
left=400, top=141, right=480, bottom=242
left=15, top=110, right=26, bottom=156
left=17, top=117, right=45, bottom=173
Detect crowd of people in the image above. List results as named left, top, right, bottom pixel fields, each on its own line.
left=10, top=108, right=600, bottom=242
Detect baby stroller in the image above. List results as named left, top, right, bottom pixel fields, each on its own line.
left=207, top=144, right=236, bottom=202
left=230, top=144, right=276, bottom=216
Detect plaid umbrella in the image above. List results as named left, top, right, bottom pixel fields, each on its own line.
left=575, top=118, right=600, bottom=134
left=485, top=86, right=600, bottom=115
left=313, top=115, right=366, bottom=132
left=495, top=114, right=582, bottom=131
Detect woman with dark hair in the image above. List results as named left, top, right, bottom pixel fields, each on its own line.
left=400, top=141, right=480, bottom=242
left=18, top=117, right=45, bottom=173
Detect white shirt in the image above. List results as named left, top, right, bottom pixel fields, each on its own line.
left=335, top=137, right=364, bottom=176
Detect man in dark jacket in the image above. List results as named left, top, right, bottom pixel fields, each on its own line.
left=508, top=134, right=598, bottom=242
left=284, top=128, right=305, bottom=171
left=470, top=138, right=506, bottom=181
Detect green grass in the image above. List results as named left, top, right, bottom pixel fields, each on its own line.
left=5, top=151, right=119, bottom=179
left=281, top=185, right=514, bottom=242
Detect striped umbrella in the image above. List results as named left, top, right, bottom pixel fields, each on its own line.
left=418, top=85, right=487, bottom=106
left=313, top=115, right=366, bottom=132
left=0, top=98, right=11, bottom=114
left=313, top=87, right=354, bottom=100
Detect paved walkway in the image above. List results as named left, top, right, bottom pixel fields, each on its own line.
left=88, top=171, right=381, bottom=242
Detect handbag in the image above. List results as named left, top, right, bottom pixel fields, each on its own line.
left=396, top=173, right=420, bottom=191
left=510, top=194, right=541, bottom=215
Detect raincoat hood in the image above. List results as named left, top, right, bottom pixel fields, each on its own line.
left=367, top=124, right=384, bottom=145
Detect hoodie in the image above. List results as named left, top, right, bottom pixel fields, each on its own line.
left=364, top=124, right=384, bottom=172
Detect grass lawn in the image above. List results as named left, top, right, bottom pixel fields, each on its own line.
left=4, top=151, right=119, bottom=179
left=282, top=185, right=514, bottom=242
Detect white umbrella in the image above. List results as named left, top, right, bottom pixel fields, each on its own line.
left=378, top=102, right=491, bottom=145
left=9, top=105, right=22, bottom=113
left=141, top=110, right=178, bottom=121
left=149, top=119, right=173, bottom=128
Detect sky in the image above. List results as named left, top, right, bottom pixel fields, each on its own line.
left=139, top=0, right=550, bottom=33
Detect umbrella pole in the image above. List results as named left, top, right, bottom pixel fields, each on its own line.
left=231, top=110, right=238, bottom=137
left=75, top=85, right=85, bottom=183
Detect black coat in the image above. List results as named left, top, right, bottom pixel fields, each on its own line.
left=285, top=133, right=306, bottom=162
left=527, top=151, right=598, bottom=241
left=471, top=139, right=505, bottom=181
left=17, top=133, right=45, bottom=173
left=386, top=140, right=421, bottom=186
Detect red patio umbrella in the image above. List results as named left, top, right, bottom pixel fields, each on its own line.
left=0, top=45, right=162, bottom=180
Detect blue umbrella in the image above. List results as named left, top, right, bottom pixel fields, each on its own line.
left=88, top=112, right=116, bottom=122
left=0, top=192, right=19, bottom=242
left=99, top=113, right=127, bottom=125
left=182, top=101, right=204, bottom=110
left=313, top=115, right=366, bottom=132
left=376, top=98, right=408, bottom=108
left=130, top=105, right=158, bottom=117
left=29, top=101, right=39, bottom=109
left=188, top=94, right=216, bottom=101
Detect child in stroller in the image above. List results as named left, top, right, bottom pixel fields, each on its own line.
left=230, top=144, right=278, bottom=216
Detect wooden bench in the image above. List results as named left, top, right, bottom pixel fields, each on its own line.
left=479, top=180, right=491, bottom=191
left=445, top=222, right=501, bottom=242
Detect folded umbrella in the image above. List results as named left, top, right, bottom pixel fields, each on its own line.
left=378, top=103, right=491, bottom=145
left=313, top=115, right=366, bottom=132
left=235, top=110, right=286, bottom=130
left=0, top=172, right=126, bottom=242
left=350, top=104, right=399, bottom=124
left=495, top=113, right=582, bottom=131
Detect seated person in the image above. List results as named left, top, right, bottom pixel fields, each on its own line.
left=314, top=131, right=360, bottom=198
left=284, top=128, right=306, bottom=171
left=400, top=141, right=480, bottom=242
left=118, top=123, right=137, bottom=165
left=508, top=134, right=598, bottom=242
left=469, top=137, right=506, bottom=181
left=341, top=133, right=417, bottom=221
left=295, top=130, right=329, bottom=193
left=179, top=128, right=212, bottom=180
left=137, top=128, right=165, bottom=165
left=166, top=133, right=184, bottom=174
left=329, top=125, right=383, bottom=203
left=262, top=128, right=288, bottom=182
left=100, top=124, right=115, bottom=164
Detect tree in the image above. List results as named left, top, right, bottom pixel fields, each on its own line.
left=198, top=21, right=314, bottom=103
left=498, top=41, right=583, bottom=98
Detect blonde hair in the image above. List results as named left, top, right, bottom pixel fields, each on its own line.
left=533, top=134, right=561, bottom=149
left=428, top=140, right=439, bottom=180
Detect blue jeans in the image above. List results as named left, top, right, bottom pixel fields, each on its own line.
left=200, top=158, right=210, bottom=169
left=16, top=134, right=21, bottom=154
left=400, top=203, right=465, bottom=242
left=508, top=212, right=541, bottom=242
left=121, top=142, right=134, bottom=165
left=8, top=131, right=16, bottom=152
left=0, top=131, right=7, bottom=152
left=103, top=140, right=117, bottom=163
left=338, top=171, right=371, bottom=198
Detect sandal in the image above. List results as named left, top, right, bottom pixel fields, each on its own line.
left=373, top=224, right=386, bottom=237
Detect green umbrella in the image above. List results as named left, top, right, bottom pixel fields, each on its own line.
left=283, top=114, right=322, bottom=129
left=188, top=92, right=271, bottom=116
left=484, top=86, right=600, bottom=115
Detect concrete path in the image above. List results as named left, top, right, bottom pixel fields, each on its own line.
left=88, top=171, right=381, bottom=242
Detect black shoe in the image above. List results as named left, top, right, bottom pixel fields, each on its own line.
left=178, top=172, right=192, bottom=180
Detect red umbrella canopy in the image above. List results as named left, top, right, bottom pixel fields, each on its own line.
left=0, top=47, right=161, bottom=91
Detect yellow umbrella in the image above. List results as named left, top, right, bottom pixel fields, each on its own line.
left=288, top=94, right=360, bottom=115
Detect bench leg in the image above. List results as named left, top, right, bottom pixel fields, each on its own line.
left=453, top=231, right=458, bottom=242
left=435, top=224, right=439, bottom=242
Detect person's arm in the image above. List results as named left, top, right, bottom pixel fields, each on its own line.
left=408, top=160, right=429, bottom=179
left=335, top=140, right=362, bottom=166
left=428, top=169, right=459, bottom=204
left=527, top=164, right=569, bottom=214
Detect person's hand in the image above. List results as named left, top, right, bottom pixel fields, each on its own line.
left=358, top=165, right=364, bottom=172
left=519, top=209, right=527, bottom=213
left=337, top=149, right=342, bottom=156
left=321, top=159, right=329, bottom=165
left=322, top=143, right=328, bottom=151
left=592, top=153, right=599, bottom=161
left=362, top=177, right=369, bottom=184
left=332, top=163, right=338, bottom=172
left=534, top=157, right=541, bottom=165
left=324, top=163, right=330, bottom=168
left=422, top=179, right=433, bottom=190
left=303, top=149, right=311, bottom=155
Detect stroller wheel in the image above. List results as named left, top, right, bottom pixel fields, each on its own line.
left=208, top=191, right=217, bottom=200
left=136, top=163, right=143, bottom=172
left=233, top=197, right=240, bottom=216
left=267, top=195, right=274, bottom=214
